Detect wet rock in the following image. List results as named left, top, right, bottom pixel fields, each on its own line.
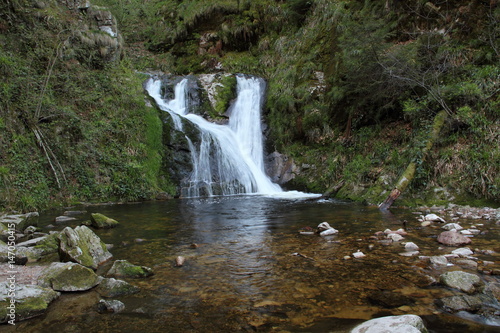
left=351, top=314, right=428, bottom=333
left=388, top=233, right=404, bottom=242
left=442, top=223, right=463, bottom=231
left=23, top=226, right=38, bottom=234
left=106, top=260, right=154, bottom=278
left=89, top=213, right=119, bottom=229
left=175, top=256, right=185, bottom=267
left=55, top=216, right=77, bottom=224
left=399, top=251, right=419, bottom=257
left=424, top=214, right=445, bottom=222
left=452, top=259, right=478, bottom=270
left=430, top=256, right=449, bottom=266
left=63, top=211, right=86, bottom=216
left=352, top=250, right=365, bottom=259
left=317, top=222, right=338, bottom=236
left=97, top=299, right=125, bottom=314
left=437, top=295, right=483, bottom=312
left=451, top=247, right=474, bottom=257
left=58, top=226, right=113, bottom=269
left=0, top=212, right=38, bottom=232
left=96, top=278, right=140, bottom=297
left=437, top=230, right=472, bottom=246
left=404, top=242, right=419, bottom=251
left=39, top=262, right=101, bottom=292
left=367, top=290, right=414, bottom=308
left=439, top=271, right=484, bottom=294
left=0, top=283, right=60, bottom=323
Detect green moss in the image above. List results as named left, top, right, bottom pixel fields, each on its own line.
left=214, top=75, right=237, bottom=116
left=90, top=213, right=119, bottom=229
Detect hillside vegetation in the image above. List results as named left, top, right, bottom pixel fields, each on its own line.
left=1, top=0, right=498, bottom=211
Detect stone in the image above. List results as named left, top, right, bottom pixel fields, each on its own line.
left=97, top=299, right=125, bottom=314
left=96, top=278, right=140, bottom=297
left=58, top=226, right=112, bottom=269
left=438, top=295, right=483, bottom=312
left=421, top=221, right=431, bottom=227
left=0, top=212, right=38, bottom=233
left=451, top=247, right=473, bottom=257
left=388, top=233, right=404, bottom=242
left=175, top=256, right=185, bottom=267
left=424, top=213, right=445, bottom=222
left=55, top=216, right=77, bottom=224
left=437, top=231, right=472, bottom=246
left=353, top=250, right=366, bottom=259
left=442, top=223, right=463, bottom=231
left=317, top=222, right=338, bottom=236
left=439, top=271, right=483, bottom=294
left=0, top=283, right=60, bottom=323
left=39, top=262, right=101, bottom=292
left=106, top=260, right=153, bottom=278
left=351, top=314, right=428, bottom=333
left=404, top=242, right=419, bottom=251
left=89, top=213, right=119, bottom=229
left=367, top=290, right=414, bottom=308
left=430, top=256, right=449, bottom=266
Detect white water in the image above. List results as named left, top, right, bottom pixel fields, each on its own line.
left=146, top=75, right=285, bottom=197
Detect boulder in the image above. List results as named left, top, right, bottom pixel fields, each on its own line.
left=429, top=255, right=448, bottom=266
left=96, top=278, right=140, bottom=297
left=58, top=225, right=112, bottom=269
left=437, top=231, right=472, bottom=246
left=0, top=212, right=38, bottom=233
left=404, top=242, right=419, bottom=251
left=424, top=214, right=445, bottom=222
left=106, top=260, right=153, bottom=278
left=39, top=262, right=101, bottom=292
left=442, top=223, right=463, bottom=231
left=0, top=283, right=60, bottom=323
left=451, top=247, right=474, bottom=257
left=439, top=271, right=483, bottom=294
left=55, top=216, right=77, bottom=224
left=437, top=295, right=483, bottom=312
left=351, top=314, right=428, bottom=333
left=89, top=213, right=119, bottom=229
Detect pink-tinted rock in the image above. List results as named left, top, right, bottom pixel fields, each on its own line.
left=437, top=231, right=472, bottom=246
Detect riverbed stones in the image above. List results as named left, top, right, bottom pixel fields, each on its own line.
left=439, top=271, right=484, bottom=294
left=96, top=278, right=140, bottom=297
left=442, top=223, right=463, bottom=231
left=317, top=222, right=338, bottom=236
left=0, top=283, right=60, bottom=323
left=437, top=230, right=472, bottom=246
left=39, top=262, right=101, bottom=291
left=89, top=213, right=119, bottom=229
left=430, top=255, right=449, bottom=266
left=451, top=247, right=474, bottom=257
left=58, top=225, right=112, bottom=269
left=423, top=213, right=445, bottom=222
left=351, top=314, right=428, bottom=333
left=0, top=212, right=39, bottom=232
left=106, top=260, right=153, bottom=278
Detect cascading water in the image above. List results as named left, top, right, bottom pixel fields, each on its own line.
left=146, top=75, right=283, bottom=197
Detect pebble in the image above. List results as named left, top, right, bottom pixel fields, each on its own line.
left=352, top=250, right=366, bottom=259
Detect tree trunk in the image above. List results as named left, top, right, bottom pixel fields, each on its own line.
left=379, top=110, right=447, bottom=210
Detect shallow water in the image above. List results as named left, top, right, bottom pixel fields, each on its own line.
left=6, top=196, right=500, bottom=332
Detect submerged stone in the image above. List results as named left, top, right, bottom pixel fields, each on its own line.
left=437, top=231, right=472, bottom=246
left=97, top=299, right=125, bottom=314
left=96, top=278, right=140, bottom=297
left=39, top=262, right=101, bottom=292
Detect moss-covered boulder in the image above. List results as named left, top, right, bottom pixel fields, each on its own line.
left=38, top=262, right=101, bottom=292
left=0, top=283, right=60, bottom=323
left=0, top=213, right=38, bottom=233
left=58, top=225, right=112, bottom=269
left=33, top=232, right=60, bottom=256
left=439, top=271, right=484, bottom=294
left=106, top=260, right=154, bottom=278
left=96, top=278, right=140, bottom=297
left=89, top=213, right=120, bottom=229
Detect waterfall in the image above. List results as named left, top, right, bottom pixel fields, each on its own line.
left=146, top=75, right=283, bottom=197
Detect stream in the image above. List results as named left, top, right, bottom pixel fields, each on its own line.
left=5, top=196, right=500, bottom=332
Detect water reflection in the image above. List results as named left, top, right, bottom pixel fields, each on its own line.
left=8, top=196, right=500, bottom=333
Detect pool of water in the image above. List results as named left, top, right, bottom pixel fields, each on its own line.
left=6, top=196, right=500, bottom=332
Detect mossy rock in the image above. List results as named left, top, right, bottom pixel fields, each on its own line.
left=90, top=213, right=120, bottom=229
left=106, top=260, right=154, bottom=278
left=0, top=284, right=60, bottom=323
left=39, top=262, right=101, bottom=292
left=58, top=226, right=113, bottom=269
left=96, top=277, right=140, bottom=297
left=33, top=232, right=60, bottom=256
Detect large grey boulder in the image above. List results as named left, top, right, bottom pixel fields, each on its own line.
left=89, top=213, right=119, bottom=229
left=439, top=271, right=484, bottom=294
left=0, top=283, right=60, bottom=323
left=39, top=262, right=101, bottom=292
left=351, top=314, right=428, bottom=333
left=96, top=278, right=140, bottom=297
left=58, top=225, right=112, bottom=269
left=437, top=230, right=472, bottom=246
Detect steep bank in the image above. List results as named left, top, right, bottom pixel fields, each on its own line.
left=1, top=0, right=498, bottom=211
